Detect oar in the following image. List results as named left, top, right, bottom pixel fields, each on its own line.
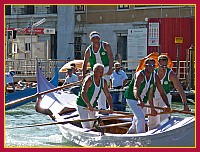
left=6, top=114, right=134, bottom=129
left=5, top=80, right=82, bottom=108
left=84, top=108, right=132, bottom=115
left=141, top=104, right=195, bottom=116
left=84, top=108, right=162, bottom=117
left=187, top=98, right=195, bottom=105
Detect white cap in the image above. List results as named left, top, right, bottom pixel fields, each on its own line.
left=90, top=33, right=100, bottom=40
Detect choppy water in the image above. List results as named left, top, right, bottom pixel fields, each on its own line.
left=5, top=102, right=80, bottom=147
left=5, top=101, right=195, bottom=148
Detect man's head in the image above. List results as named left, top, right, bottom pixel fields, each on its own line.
left=158, top=55, right=168, bottom=70
left=114, top=62, right=121, bottom=72
left=144, top=58, right=156, bottom=73
left=89, top=31, right=101, bottom=43
left=66, top=67, right=73, bottom=77
left=9, top=71, right=15, bottom=76
left=70, top=63, right=76, bottom=74
left=93, top=63, right=104, bottom=78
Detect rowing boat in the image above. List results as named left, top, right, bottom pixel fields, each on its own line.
left=36, top=66, right=195, bottom=147
left=5, top=66, right=58, bottom=111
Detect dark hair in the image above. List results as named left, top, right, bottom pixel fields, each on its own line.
left=10, top=71, right=15, bottom=75
left=70, top=63, right=76, bottom=68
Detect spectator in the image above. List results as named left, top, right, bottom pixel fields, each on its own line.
left=62, top=67, right=78, bottom=86
left=110, top=62, right=128, bottom=89
left=5, top=71, right=16, bottom=92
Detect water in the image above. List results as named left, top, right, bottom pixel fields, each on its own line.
left=5, top=101, right=195, bottom=148
left=5, top=102, right=80, bottom=147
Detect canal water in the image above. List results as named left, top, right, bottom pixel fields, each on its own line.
left=5, top=101, right=195, bottom=147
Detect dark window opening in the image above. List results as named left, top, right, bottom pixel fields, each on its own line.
left=24, top=5, right=34, bottom=14
left=118, top=5, right=130, bottom=9
left=74, top=37, right=82, bottom=59
left=25, top=43, right=31, bottom=51
left=117, top=36, right=127, bottom=61
left=5, top=5, right=11, bottom=15
left=50, top=32, right=57, bottom=59
left=47, top=5, right=57, bottom=14
left=75, top=5, right=85, bottom=11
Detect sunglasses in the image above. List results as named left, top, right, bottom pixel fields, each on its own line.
left=145, top=64, right=155, bottom=67
left=159, top=63, right=167, bottom=68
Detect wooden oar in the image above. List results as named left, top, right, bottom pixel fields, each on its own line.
left=5, top=80, right=82, bottom=108
left=84, top=108, right=132, bottom=115
left=85, top=108, right=162, bottom=117
left=187, top=98, right=195, bottom=105
left=6, top=114, right=134, bottom=129
left=141, top=104, right=195, bottom=116
left=99, top=122, right=132, bottom=128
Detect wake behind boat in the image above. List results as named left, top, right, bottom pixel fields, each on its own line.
left=35, top=65, right=195, bottom=147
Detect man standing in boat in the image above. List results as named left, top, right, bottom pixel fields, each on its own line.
left=124, top=58, right=171, bottom=133
left=82, top=31, right=114, bottom=110
left=77, top=63, right=113, bottom=129
left=149, top=55, right=190, bottom=130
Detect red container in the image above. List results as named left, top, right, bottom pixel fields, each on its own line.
left=148, top=18, right=195, bottom=61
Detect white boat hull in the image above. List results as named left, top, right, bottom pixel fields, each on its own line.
left=55, top=113, right=194, bottom=147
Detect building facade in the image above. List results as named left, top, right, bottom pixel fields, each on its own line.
left=5, top=5, right=195, bottom=69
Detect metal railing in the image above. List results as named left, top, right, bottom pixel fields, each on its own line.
left=6, top=58, right=195, bottom=90
left=5, top=59, right=194, bottom=81
left=5, top=59, right=68, bottom=80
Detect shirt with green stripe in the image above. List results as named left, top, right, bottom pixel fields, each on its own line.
left=154, top=67, right=172, bottom=94
left=76, top=74, right=104, bottom=108
left=124, top=70, right=156, bottom=103
left=88, top=41, right=109, bottom=70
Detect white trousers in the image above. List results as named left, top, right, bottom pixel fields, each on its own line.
left=77, top=106, right=95, bottom=129
left=97, top=75, right=110, bottom=110
left=126, top=99, right=146, bottom=134
left=148, top=93, right=172, bottom=130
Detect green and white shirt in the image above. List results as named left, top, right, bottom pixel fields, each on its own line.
left=76, top=74, right=104, bottom=108
left=154, top=67, right=172, bottom=96
left=124, top=70, right=156, bottom=103
left=88, top=41, right=109, bottom=72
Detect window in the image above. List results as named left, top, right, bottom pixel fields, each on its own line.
left=24, top=5, right=34, bottom=14
left=7, top=30, right=13, bottom=39
left=50, top=33, right=57, bottom=59
left=75, top=5, right=85, bottom=12
left=118, top=5, right=130, bottom=10
left=74, top=37, right=82, bottom=59
left=5, top=5, right=11, bottom=15
left=13, top=43, right=18, bottom=53
left=47, top=5, right=57, bottom=14
left=117, top=36, right=127, bottom=60
left=25, top=43, right=31, bottom=51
